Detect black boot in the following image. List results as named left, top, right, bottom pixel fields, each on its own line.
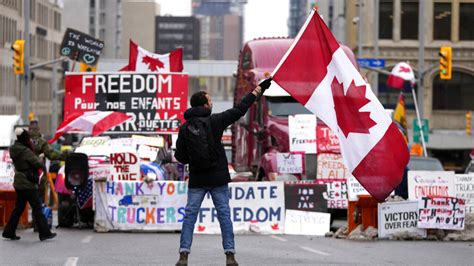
left=175, top=252, right=188, bottom=266
left=226, top=252, right=239, bottom=266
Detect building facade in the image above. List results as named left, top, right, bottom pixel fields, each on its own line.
left=155, top=16, right=200, bottom=60
left=344, top=0, right=474, bottom=171
left=192, top=0, right=246, bottom=60
left=0, top=0, right=63, bottom=135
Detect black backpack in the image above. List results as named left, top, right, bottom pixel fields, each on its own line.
left=183, top=117, right=217, bottom=171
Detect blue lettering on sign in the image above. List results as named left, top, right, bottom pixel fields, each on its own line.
left=198, top=207, right=282, bottom=223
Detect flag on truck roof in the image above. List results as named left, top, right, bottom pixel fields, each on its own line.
left=271, top=9, right=409, bottom=201
left=127, top=39, right=183, bottom=73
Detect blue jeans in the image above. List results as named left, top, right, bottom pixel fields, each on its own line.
left=179, top=184, right=235, bottom=254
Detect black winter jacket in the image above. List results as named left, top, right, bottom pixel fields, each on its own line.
left=175, top=92, right=256, bottom=188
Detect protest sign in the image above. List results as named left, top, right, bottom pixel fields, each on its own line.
left=418, top=196, right=465, bottom=230
left=64, top=73, right=188, bottom=133
left=323, top=182, right=348, bottom=209
left=284, top=210, right=330, bottom=236
left=60, top=28, right=104, bottom=65
left=0, top=150, right=14, bottom=191
left=131, top=135, right=164, bottom=147
left=196, top=182, right=285, bottom=234
left=284, top=181, right=327, bottom=212
left=94, top=181, right=187, bottom=231
left=316, top=153, right=349, bottom=183
left=277, top=153, right=303, bottom=174
left=109, top=150, right=141, bottom=181
left=408, top=171, right=455, bottom=200
left=288, top=114, right=316, bottom=154
left=316, top=124, right=340, bottom=153
left=455, top=174, right=474, bottom=214
left=378, top=201, right=426, bottom=239
left=347, top=175, right=369, bottom=201
left=79, top=136, right=110, bottom=147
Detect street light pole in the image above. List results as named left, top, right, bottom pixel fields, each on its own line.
left=22, top=0, right=30, bottom=123
left=373, top=0, right=379, bottom=96
left=357, top=0, right=364, bottom=59
left=417, top=0, right=425, bottom=118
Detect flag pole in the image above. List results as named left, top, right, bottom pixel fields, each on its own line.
left=410, top=82, right=428, bottom=157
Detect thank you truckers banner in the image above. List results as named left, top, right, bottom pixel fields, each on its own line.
left=64, top=72, right=188, bottom=133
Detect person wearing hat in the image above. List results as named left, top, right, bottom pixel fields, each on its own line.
left=28, top=120, right=68, bottom=203
left=2, top=127, right=57, bottom=241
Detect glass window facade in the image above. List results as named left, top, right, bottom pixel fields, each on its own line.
left=433, top=72, right=474, bottom=110
left=433, top=3, right=451, bottom=40
left=379, top=0, right=393, bottom=39
left=401, top=0, right=418, bottom=40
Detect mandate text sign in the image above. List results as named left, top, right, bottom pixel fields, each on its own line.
left=64, top=73, right=188, bottom=133
left=60, top=28, right=104, bottom=65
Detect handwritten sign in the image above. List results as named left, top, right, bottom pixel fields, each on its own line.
left=408, top=171, right=455, bottom=200
left=288, top=114, right=316, bottom=154
left=316, top=153, right=349, bottom=183
left=0, top=149, right=14, bottom=191
left=455, top=174, right=474, bottom=214
left=284, top=181, right=327, bottom=212
left=378, top=201, right=426, bottom=239
left=417, top=196, right=465, bottom=230
left=347, top=175, right=369, bottom=201
left=109, top=151, right=140, bottom=181
left=196, top=182, right=285, bottom=234
left=60, top=28, right=104, bottom=65
left=316, top=124, right=340, bottom=153
left=276, top=153, right=303, bottom=174
left=323, top=181, right=348, bottom=209
left=284, top=210, right=330, bottom=236
left=94, top=181, right=187, bottom=231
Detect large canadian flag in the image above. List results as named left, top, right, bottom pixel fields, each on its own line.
left=272, top=10, right=409, bottom=201
left=127, top=40, right=183, bottom=72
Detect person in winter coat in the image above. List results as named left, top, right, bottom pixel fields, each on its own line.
left=2, top=128, right=57, bottom=241
left=28, top=120, right=67, bottom=202
left=174, top=77, right=272, bottom=266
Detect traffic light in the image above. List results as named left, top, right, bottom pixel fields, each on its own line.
left=28, top=112, right=36, bottom=122
left=11, top=40, right=25, bottom=75
left=467, top=111, right=472, bottom=136
left=439, top=46, right=452, bottom=80
left=80, top=63, right=97, bottom=72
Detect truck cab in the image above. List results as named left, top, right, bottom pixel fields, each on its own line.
left=232, top=38, right=358, bottom=181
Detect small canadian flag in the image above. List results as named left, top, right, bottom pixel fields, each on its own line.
left=122, top=39, right=183, bottom=72
left=386, top=62, right=415, bottom=90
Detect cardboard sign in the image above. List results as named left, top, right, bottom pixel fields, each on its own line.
left=196, top=182, right=285, bottom=234
left=284, top=181, right=327, bottom=212
left=64, top=73, right=188, bottom=133
left=316, top=124, right=340, bottom=153
left=131, top=135, right=164, bottom=147
left=408, top=171, right=455, bottom=200
left=418, top=196, right=465, bottom=230
left=0, top=150, right=14, bottom=191
left=347, top=176, right=369, bottom=201
left=94, top=181, right=187, bottom=231
left=60, top=28, right=104, bottom=65
left=323, top=182, right=348, bottom=209
left=284, top=210, right=330, bottom=236
left=455, top=174, right=474, bottom=214
left=378, top=201, right=426, bottom=239
left=316, top=153, right=349, bottom=183
left=288, top=114, right=316, bottom=154
left=276, top=153, right=303, bottom=174
left=109, top=151, right=141, bottom=181
left=79, top=136, right=110, bottom=147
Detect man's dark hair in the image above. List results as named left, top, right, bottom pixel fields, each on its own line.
left=190, top=91, right=208, bottom=107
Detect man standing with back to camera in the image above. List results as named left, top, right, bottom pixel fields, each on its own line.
left=174, top=77, right=272, bottom=266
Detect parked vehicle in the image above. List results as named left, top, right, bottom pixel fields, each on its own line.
left=231, top=37, right=358, bottom=181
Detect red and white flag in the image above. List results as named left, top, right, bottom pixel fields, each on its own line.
left=127, top=40, right=183, bottom=72
left=272, top=10, right=409, bottom=201
left=48, top=111, right=131, bottom=144
left=386, top=62, right=415, bottom=90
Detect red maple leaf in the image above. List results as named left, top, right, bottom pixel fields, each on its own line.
left=399, top=66, right=411, bottom=73
left=271, top=224, right=279, bottom=230
left=142, top=55, right=165, bottom=71
left=197, top=225, right=206, bottom=232
left=331, top=77, right=376, bottom=138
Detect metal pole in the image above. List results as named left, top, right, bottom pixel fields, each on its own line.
left=417, top=0, right=425, bottom=118
left=373, top=0, right=379, bottom=96
left=357, top=0, right=364, bottom=58
left=22, top=0, right=30, bottom=123
left=411, top=85, right=428, bottom=157
left=51, top=62, right=58, bottom=134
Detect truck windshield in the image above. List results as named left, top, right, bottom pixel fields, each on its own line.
left=267, top=97, right=312, bottom=117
